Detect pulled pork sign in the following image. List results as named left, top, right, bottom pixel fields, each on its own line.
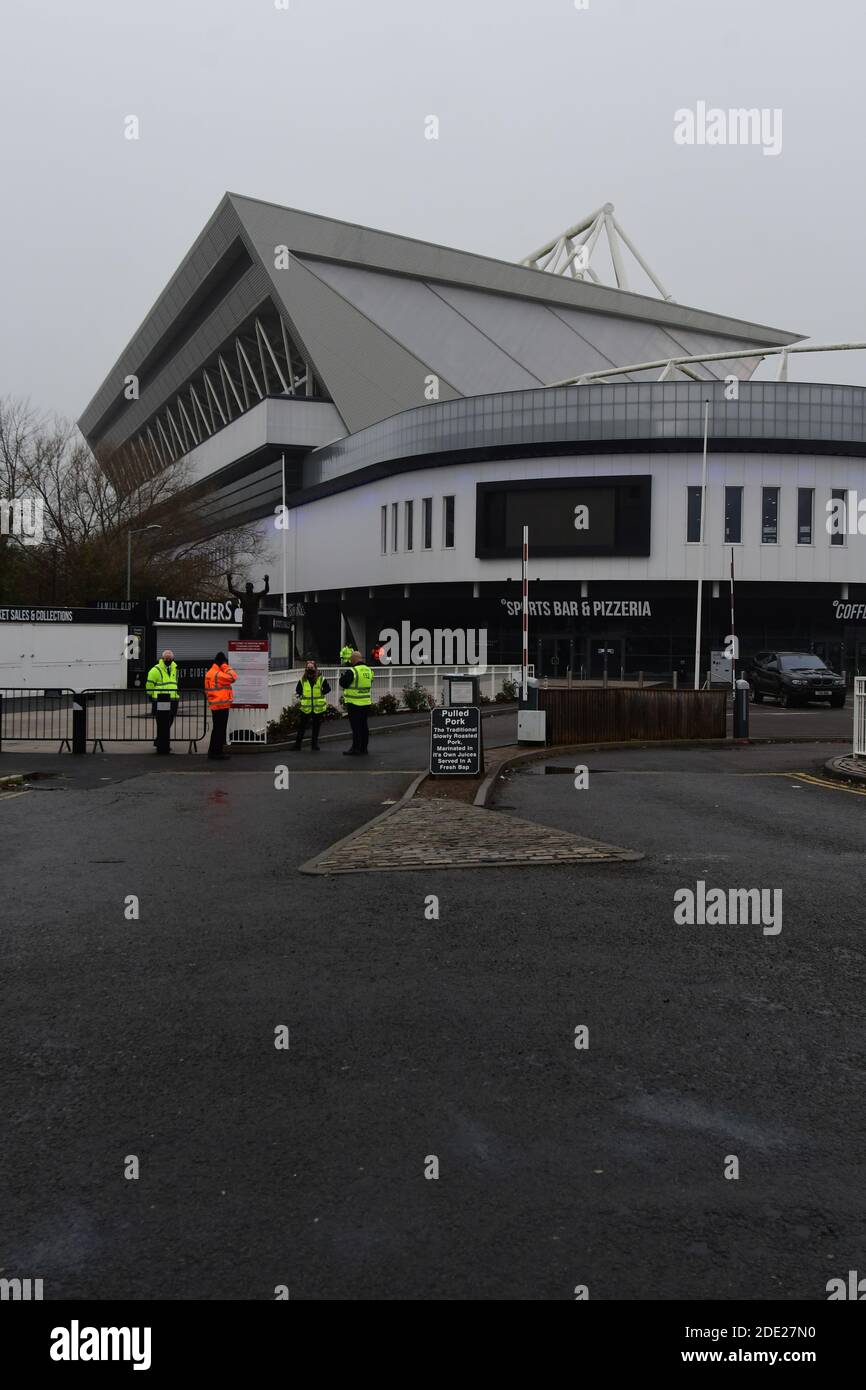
left=430, top=706, right=482, bottom=776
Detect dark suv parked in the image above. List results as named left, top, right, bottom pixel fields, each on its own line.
left=744, top=651, right=846, bottom=708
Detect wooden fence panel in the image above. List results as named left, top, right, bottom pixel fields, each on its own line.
left=539, top=688, right=728, bottom=744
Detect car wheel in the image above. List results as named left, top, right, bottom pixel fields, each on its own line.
left=750, top=683, right=763, bottom=703
left=782, top=690, right=797, bottom=709
left=831, top=693, right=846, bottom=708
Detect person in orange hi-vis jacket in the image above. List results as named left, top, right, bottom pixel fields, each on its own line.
left=204, top=651, right=238, bottom=760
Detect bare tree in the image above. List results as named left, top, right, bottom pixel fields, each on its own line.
left=0, top=396, right=264, bottom=605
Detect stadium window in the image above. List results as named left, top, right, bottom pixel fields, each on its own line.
left=686, top=486, right=702, bottom=543
left=724, top=486, right=743, bottom=544
left=830, top=488, right=846, bottom=546
left=443, top=495, right=455, bottom=549
left=797, top=488, right=813, bottom=545
left=422, top=497, right=433, bottom=549
left=405, top=500, right=414, bottom=551
left=761, top=486, right=779, bottom=544
left=380, top=504, right=387, bottom=554
left=391, top=501, right=399, bottom=552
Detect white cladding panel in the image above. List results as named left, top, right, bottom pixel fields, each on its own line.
left=246, top=452, right=866, bottom=590
left=0, top=623, right=129, bottom=690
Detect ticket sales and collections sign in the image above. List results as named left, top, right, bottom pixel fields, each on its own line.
left=228, top=639, right=269, bottom=709
left=0, top=606, right=130, bottom=623
left=430, top=706, right=482, bottom=776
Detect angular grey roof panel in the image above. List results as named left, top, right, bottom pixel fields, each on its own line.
left=79, top=190, right=804, bottom=450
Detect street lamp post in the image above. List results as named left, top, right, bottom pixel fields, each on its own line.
left=126, top=525, right=162, bottom=600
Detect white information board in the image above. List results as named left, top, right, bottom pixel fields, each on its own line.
left=228, top=639, right=269, bottom=708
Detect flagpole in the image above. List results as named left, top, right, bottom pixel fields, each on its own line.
left=693, top=400, right=710, bottom=689
left=522, top=525, right=529, bottom=701
left=281, top=452, right=287, bottom=619
left=729, top=546, right=737, bottom=696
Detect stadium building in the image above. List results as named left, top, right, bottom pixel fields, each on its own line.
left=79, top=193, right=866, bottom=681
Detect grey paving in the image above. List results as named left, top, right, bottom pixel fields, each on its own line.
left=300, top=797, right=643, bottom=874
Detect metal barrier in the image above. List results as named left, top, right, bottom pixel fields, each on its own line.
left=539, top=687, right=728, bottom=744
left=80, top=690, right=209, bottom=752
left=854, top=677, right=866, bottom=757
left=0, top=688, right=78, bottom=752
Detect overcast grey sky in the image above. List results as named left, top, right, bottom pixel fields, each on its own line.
left=1, top=0, right=863, bottom=421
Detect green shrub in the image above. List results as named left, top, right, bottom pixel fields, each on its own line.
left=267, top=700, right=340, bottom=740
left=377, top=692, right=400, bottom=715
left=402, top=682, right=432, bottom=712
left=500, top=677, right=519, bottom=701
left=267, top=702, right=301, bottom=739
left=479, top=693, right=492, bottom=705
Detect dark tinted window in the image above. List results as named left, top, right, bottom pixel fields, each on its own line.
left=725, top=486, right=742, bottom=543
left=443, top=495, right=455, bottom=548
left=797, top=488, right=813, bottom=544
left=779, top=653, right=827, bottom=671
left=831, top=488, right=846, bottom=546
left=686, top=486, right=702, bottom=542
left=761, top=486, right=779, bottom=544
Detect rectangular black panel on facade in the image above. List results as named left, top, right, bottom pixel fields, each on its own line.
left=475, top=476, right=651, bottom=558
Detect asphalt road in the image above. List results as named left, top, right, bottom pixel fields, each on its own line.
left=1, top=721, right=864, bottom=1300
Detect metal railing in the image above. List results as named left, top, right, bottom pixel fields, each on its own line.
left=266, top=664, right=527, bottom=722
left=0, top=688, right=77, bottom=751
left=0, top=688, right=209, bottom=753
left=854, top=677, right=866, bottom=757
left=81, top=690, right=209, bottom=751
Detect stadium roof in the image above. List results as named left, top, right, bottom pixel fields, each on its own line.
left=79, top=192, right=802, bottom=460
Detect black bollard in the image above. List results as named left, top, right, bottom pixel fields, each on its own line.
left=72, top=693, right=87, bottom=755
left=733, top=678, right=750, bottom=740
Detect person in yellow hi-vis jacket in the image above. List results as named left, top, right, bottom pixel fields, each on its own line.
left=204, top=651, right=237, bottom=760
left=339, top=650, right=373, bottom=756
left=145, top=648, right=179, bottom=754
left=292, top=659, right=331, bottom=751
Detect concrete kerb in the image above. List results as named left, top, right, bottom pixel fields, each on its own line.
left=297, top=770, right=428, bottom=875
left=473, top=736, right=851, bottom=808
left=473, top=738, right=721, bottom=808
left=823, top=754, right=866, bottom=785
left=0, top=773, right=25, bottom=790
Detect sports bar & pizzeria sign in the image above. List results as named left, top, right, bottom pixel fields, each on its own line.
left=500, top=597, right=652, bottom=617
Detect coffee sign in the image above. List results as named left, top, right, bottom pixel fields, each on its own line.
left=832, top=599, right=866, bottom=623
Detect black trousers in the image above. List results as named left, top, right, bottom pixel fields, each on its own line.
left=347, top=704, right=370, bottom=752
left=153, top=704, right=177, bottom=753
left=294, top=713, right=323, bottom=747
left=208, top=707, right=230, bottom=758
